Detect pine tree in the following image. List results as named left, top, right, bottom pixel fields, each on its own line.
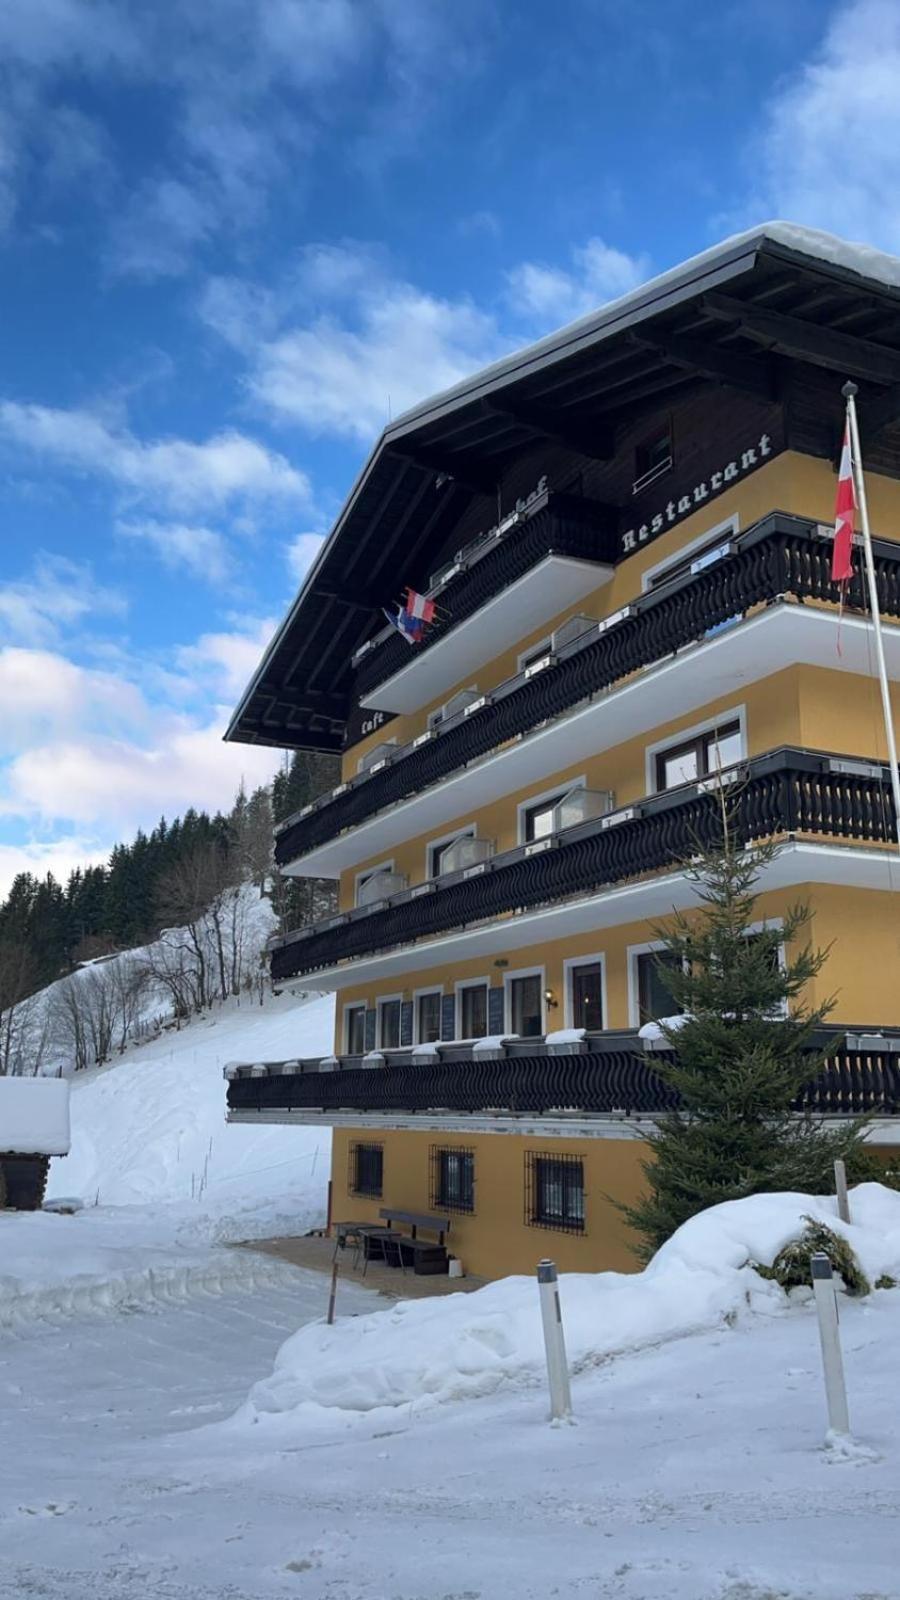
left=623, top=817, right=870, bottom=1262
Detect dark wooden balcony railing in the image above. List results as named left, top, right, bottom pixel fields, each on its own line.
left=276, top=512, right=900, bottom=868
left=352, top=489, right=618, bottom=701
left=271, top=745, right=896, bottom=981
left=226, top=1025, right=900, bottom=1120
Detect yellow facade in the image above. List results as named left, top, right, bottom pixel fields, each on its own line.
left=322, top=446, right=900, bottom=1280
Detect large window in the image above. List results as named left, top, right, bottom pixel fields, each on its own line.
left=522, top=792, right=566, bottom=844
left=416, top=990, right=442, bottom=1044
left=654, top=719, right=742, bottom=792
left=525, top=1152, right=585, bottom=1233
left=457, top=982, right=488, bottom=1039
left=568, top=961, right=604, bottom=1031
left=350, top=1142, right=383, bottom=1197
left=636, top=949, right=682, bottom=1024
left=508, top=973, right=543, bottom=1037
left=430, top=1147, right=475, bottom=1213
left=377, top=998, right=402, bottom=1049
left=345, top=1004, right=366, bottom=1054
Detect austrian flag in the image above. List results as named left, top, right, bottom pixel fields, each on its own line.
left=832, top=417, right=856, bottom=584
left=404, top=588, right=436, bottom=626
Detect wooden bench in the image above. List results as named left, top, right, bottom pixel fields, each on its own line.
left=378, top=1208, right=452, bottom=1276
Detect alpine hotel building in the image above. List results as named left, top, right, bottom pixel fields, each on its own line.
left=225, top=226, right=900, bottom=1279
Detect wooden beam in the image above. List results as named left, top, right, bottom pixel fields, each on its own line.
left=385, top=443, right=497, bottom=498
left=629, top=328, right=777, bottom=400
left=258, top=682, right=347, bottom=716
left=859, top=382, right=900, bottom=441
left=702, top=292, right=900, bottom=387
left=484, top=398, right=615, bottom=460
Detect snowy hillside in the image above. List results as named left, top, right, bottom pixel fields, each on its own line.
left=45, top=986, right=335, bottom=1241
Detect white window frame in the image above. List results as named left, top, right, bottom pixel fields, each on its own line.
left=356, top=736, right=398, bottom=775
left=413, top=985, right=444, bottom=1045
left=641, top=513, right=740, bottom=594
left=562, top=953, right=608, bottom=1032
left=627, top=940, right=682, bottom=1028
left=342, top=1000, right=368, bottom=1054
left=645, top=706, right=747, bottom=797
left=517, top=634, right=552, bottom=674
left=425, top=823, right=476, bottom=880
left=354, top=858, right=395, bottom=907
left=745, top=917, right=788, bottom=1016
left=517, top=775, right=586, bottom=846
left=375, top=991, right=404, bottom=1051
left=503, top=964, right=546, bottom=1037
left=454, top=975, right=491, bottom=1041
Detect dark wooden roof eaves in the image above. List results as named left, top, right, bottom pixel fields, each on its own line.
left=226, top=230, right=900, bottom=752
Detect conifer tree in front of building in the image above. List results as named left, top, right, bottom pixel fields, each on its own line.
left=623, top=810, right=871, bottom=1261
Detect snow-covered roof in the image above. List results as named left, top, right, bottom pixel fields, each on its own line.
left=0, top=1077, right=70, bottom=1157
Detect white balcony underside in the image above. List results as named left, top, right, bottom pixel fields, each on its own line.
left=287, top=604, right=900, bottom=879
left=227, top=1109, right=900, bottom=1141
left=358, top=553, right=613, bottom=714
left=280, top=841, right=900, bottom=992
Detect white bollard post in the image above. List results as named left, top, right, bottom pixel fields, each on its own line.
left=834, top=1158, right=851, bottom=1225
left=811, top=1252, right=850, bottom=1438
left=536, top=1259, right=573, bottom=1422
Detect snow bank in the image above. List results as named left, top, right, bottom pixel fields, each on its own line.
left=241, top=1185, right=900, bottom=1424
left=0, top=1077, right=70, bottom=1154
left=44, top=988, right=335, bottom=1242
left=0, top=1208, right=298, bottom=1329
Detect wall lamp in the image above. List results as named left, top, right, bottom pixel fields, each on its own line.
left=544, top=988, right=559, bottom=1009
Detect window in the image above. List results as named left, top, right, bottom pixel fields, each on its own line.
left=642, top=516, right=739, bottom=593
left=428, top=826, right=475, bottom=879
left=633, top=424, right=673, bottom=495
left=377, top=998, right=402, bottom=1049
left=654, top=720, right=743, bottom=792
left=427, top=706, right=445, bottom=731
left=345, top=1004, right=366, bottom=1054
left=636, top=950, right=682, bottom=1024
left=430, top=1147, right=475, bottom=1213
left=350, top=1142, right=383, bottom=1197
left=522, top=792, right=566, bottom=844
left=525, top=1152, right=585, bottom=1233
left=569, top=961, right=604, bottom=1031
left=508, top=973, right=543, bottom=1037
left=457, top=982, right=488, bottom=1039
left=416, top=990, right=442, bottom=1044
left=519, top=636, right=552, bottom=673
left=355, top=860, right=394, bottom=907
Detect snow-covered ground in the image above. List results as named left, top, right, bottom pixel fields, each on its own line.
left=2, top=1255, right=899, bottom=1599
left=2, top=988, right=333, bottom=1327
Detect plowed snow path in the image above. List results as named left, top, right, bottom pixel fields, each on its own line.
left=1, top=1274, right=899, bottom=1600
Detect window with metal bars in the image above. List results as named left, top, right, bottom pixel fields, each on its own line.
left=349, top=1141, right=383, bottom=1197
left=429, top=1146, right=475, bottom=1213
left=524, top=1151, right=585, bottom=1233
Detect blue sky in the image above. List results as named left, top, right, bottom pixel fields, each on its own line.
left=0, top=0, right=897, bottom=895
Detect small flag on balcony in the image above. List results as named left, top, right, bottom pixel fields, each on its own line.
left=403, top=588, right=437, bottom=626
left=832, top=416, right=856, bottom=584
left=381, top=605, right=425, bottom=646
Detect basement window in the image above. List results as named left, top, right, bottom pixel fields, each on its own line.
left=430, top=1147, right=475, bottom=1213
left=525, top=1152, right=585, bottom=1233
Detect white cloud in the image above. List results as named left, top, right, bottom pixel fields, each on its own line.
left=0, top=401, right=311, bottom=513
left=116, top=520, right=235, bottom=586
left=176, top=618, right=278, bottom=701
left=286, top=531, right=327, bottom=585
left=0, top=836, right=112, bottom=901
left=742, top=0, right=900, bottom=249
left=204, top=242, right=508, bottom=440
left=106, top=176, right=219, bottom=281
left=1, top=719, right=280, bottom=831
left=0, top=552, right=126, bottom=647
left=506, top=237, right=652, bottom=327
left=0, top=648, right=146, bottom=755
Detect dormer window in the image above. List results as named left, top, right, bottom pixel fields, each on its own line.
left=633, top=424, right=673, bottom=496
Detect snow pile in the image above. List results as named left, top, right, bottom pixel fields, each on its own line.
left=0, top=1208, right=299, bottom=1329
left=0, top=1077, right=70, bottom=1154
left=242, top=1185, right=900, bottom=1424
left=45, top=987, right=334, bottom=1239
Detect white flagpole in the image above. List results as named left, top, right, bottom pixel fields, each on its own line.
left=842, top=380, right=900, bottom=860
